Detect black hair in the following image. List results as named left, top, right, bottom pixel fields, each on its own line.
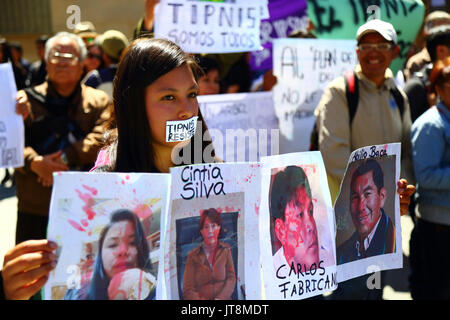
left=269, top=166, right=312, bottom=222
left=350, top=159, right=384, bottom=194
left=110, top=37, right=214, bottom=173
left=426, top=25, right=450, bottom=62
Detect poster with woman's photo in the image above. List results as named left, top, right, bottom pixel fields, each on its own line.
left=43, top=172, right=170, bottom=300
left=164, top=163, right=262, bottom=300
left=334, top=143, right=402, bottom=283
left=259, top=152, right=337, bottom=300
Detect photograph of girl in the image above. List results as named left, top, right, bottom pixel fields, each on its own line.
left=64, top=209, right=156, bottom=300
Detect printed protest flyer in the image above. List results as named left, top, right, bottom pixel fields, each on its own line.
left=164, top=162, right=262, bottom=300
left=0, top=62, right=24, bottom=168
left=44, top=172, right=170, bottom=300
left=259, top=152, right=337, bottom=300
left=334, top=143, right=402, bottom=283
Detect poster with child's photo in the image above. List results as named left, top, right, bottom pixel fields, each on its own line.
left=164, top=163, right=262, bottom=300
left=44, top=172, right=170, bottom=300
left=259, top=152, right=337, bottom=300
left=334, top=143, right=402, bottom=283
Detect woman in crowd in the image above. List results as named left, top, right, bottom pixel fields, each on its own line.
left=182, top=208, right=236, bottom=300
left=91, top=37, right=215, bottom=172
left=64, top=209, right=156, bottom=300
left=82, top=43, right=104, bottom=79
left=196, top=55, right=221, bottom=95
left=409, top=58, right=450, bottom=300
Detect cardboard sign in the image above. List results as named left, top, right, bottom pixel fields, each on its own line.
left=272, top=38, right=357, bottom=152
left=0, top=63, right=24, bottom=168
left=154, top=0, right=264, bottom=53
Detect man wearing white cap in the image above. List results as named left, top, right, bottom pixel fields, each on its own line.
left=314, top=19, right=414, bottom=299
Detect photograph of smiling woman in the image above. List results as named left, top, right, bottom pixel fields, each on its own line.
left=95, top=37, right=216, bottom=174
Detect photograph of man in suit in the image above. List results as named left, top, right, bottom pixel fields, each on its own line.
left=337, top=159, right=396, bottom=265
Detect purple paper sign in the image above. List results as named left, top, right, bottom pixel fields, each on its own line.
left=250, top=0, right=308, bottom=72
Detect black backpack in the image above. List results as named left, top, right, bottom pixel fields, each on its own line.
left=309, top=70, right=405, bottom=151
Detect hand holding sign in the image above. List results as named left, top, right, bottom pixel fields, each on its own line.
left=15, top=91, right=31, bottom=120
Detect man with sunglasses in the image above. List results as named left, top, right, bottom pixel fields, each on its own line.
left=83, top=30, right=129, bottom=101
left=314, top=19, right=413, bottom=300
left=13, top=32, right=111, bottom=258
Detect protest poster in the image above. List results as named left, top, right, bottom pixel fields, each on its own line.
left=249, top=0, right=309, bottom=73
left=198, top=91, right=279, bottom=162
left=259, top=152, right=337, bottom=300
left=164, top=162, right=262, bottom=300
left=154, top=0, right=264, bottom=53
left=272, top=38, right=357, bottom=153
left=334, top=143, right=402, bottom=283
left=306, top=0, right=425, bottom=74
left=44, top=172, right=170, bottom=300
left=0, top=63, right=24, bottom=168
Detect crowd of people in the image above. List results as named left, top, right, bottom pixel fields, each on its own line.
left=0, top=0, right=448, bottom=301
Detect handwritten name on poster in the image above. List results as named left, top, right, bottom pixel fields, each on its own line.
left=165, top=163, right=262, bottom=300
left=259, top=152, right=337, bottom=300
left=272, top=38, right=357, bottom=152
left=198, top=92, right=279, bottom=162
left=155, top=0, right=264, bottom=53
left=306, top=0, right=425, bottom=74
left=0, top=63, right=24, bottom=168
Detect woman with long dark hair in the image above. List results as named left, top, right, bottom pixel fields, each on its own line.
left=92, top=37, right=215, bottom=173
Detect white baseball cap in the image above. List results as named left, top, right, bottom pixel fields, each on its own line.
left=356, top=19, right=398, bottom=44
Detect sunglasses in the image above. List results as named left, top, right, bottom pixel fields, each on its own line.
left=357, top=43, right=393, bottom=52
left=87, top=52, right=102, bottom=60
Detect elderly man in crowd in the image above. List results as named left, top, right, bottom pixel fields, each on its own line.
left=14, top=32, right=110, bottom=246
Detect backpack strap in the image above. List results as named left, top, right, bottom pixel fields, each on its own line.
left=389, top=86, right=405, bottom=118
left=344, top=70, right=359, bottom=126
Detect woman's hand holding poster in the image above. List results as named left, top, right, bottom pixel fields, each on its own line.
left=44, top=143, right=403, bottom=299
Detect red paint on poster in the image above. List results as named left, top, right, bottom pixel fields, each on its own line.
left=68, top=219, right=86, bottom=232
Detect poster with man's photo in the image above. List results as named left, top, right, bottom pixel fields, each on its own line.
left=259, top=152, right=337, bottom=300
left=44, top=172, right=170, bottom=300
left=164, top=162, right=262, bottom=300
left=334, top=143, right=402, bottom=283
